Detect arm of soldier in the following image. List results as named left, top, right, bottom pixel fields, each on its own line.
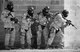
left=34, top=14, right=40, bottom=23
left=60, top=21, right=70, bottom=34
left=23, top=13, right=28, bottom=19
left=10, top=12, right=17, bottom=23
left=11, top=12, right=15, bottom=17
left=21, top=18, right=25, bottom=26
left=27, top=19, right=33, bottom=28
left=57, top=13, right=69, bottom=28
left=1, top=11, right=8, bottom=22
left=61, top=21, right=70, bottom=28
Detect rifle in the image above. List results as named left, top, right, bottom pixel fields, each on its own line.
left=65, top=19, right=77, bottom=29
left=8, top=12, right=19, bottom=24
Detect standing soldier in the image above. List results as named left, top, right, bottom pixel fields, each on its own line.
left=20, top=7, right=34, bottom=49
left=31, top=15, right=39, bottom=49
left=1, top=1, right=16, bottom=49
left=37, top=6, right=51, bottom=49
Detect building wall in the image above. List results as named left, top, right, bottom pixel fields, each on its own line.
left=10, top=0, right=64, bottom=16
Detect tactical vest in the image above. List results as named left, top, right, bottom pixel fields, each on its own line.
left=1, top=9, right=15, bottom=28
left=38, top=13, right=48, bottom=26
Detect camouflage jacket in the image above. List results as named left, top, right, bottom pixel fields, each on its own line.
left=1, top=9, right=15, bottom=28
left=21, top=13, right=34, bottom=31
left=50, top=13, right=66, bottom=31
left=37, top=13, right=49, bottom=26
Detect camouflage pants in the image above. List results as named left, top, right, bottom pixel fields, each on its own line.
left=47, top=27, right=56, bottom=46
left=4, top=28, right=16, bottom=47
left=37, top=25, right=42, bottom=46
left=20, top=28, right=32, bottom=46
left=37, top=25, right=48, bottom=48
left=52, top=29, right=64, bottom=48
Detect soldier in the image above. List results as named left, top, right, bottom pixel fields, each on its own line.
left=37, top=6, right=51, bottom=49
left=49, top=10, right=70, bottom=49
left=31, top=15, right=39, bottom=49
left=1, top=1, right=16, bottom=49
left=47, top=12, right=60, bottom=48
left=20, top=7, right=34, bottom=49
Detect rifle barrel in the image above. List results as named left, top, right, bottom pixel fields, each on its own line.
left=65, top=19, right=77, bottom=29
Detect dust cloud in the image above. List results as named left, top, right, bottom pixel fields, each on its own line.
left=64, top=0, right=80, bottom=49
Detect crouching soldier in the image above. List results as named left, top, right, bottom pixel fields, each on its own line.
left=1, top=1, right=16, bottom=49
left=20, top=7, right=34, bottom=49
left=50, top=10, right=70, bottom=49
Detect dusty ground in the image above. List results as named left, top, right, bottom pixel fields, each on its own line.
left=0, top=49, right=80, bottom=52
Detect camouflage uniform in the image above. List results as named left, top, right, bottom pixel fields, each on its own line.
left=1, top=9, right=16, bottom=49
left=31, top=17, right=39, bottom=49
left=53, top=10, right=69, bottom=49
left=20, top=13, right=33, bottom=48
left=49, top=11, right=69, bottom=48
left=37, top=14, right=48, bottom=48
left=37, top=6, right=50, bottom=48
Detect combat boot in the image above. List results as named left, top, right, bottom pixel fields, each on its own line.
left=10, top=46, right=15, bottom=49
left=5, top=46, right=11, bottom=50
left=21, top=44, right=25, bottom=49
left=37, top=45, right=41, bottom=49
left=27, top=44, right=32, bottom=49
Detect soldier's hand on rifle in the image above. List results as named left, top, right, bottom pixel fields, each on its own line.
left=66, top=20, right=71, bottom=25
left=65, top=19, right=77, bottom=29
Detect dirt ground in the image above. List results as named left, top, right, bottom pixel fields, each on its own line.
left=0, top=49, right=80, bottom=52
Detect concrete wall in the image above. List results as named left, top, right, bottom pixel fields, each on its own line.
left=10, top=0, right=64, bottom=16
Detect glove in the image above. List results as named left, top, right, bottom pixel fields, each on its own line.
left=66, top=20, right=71, bottom=25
